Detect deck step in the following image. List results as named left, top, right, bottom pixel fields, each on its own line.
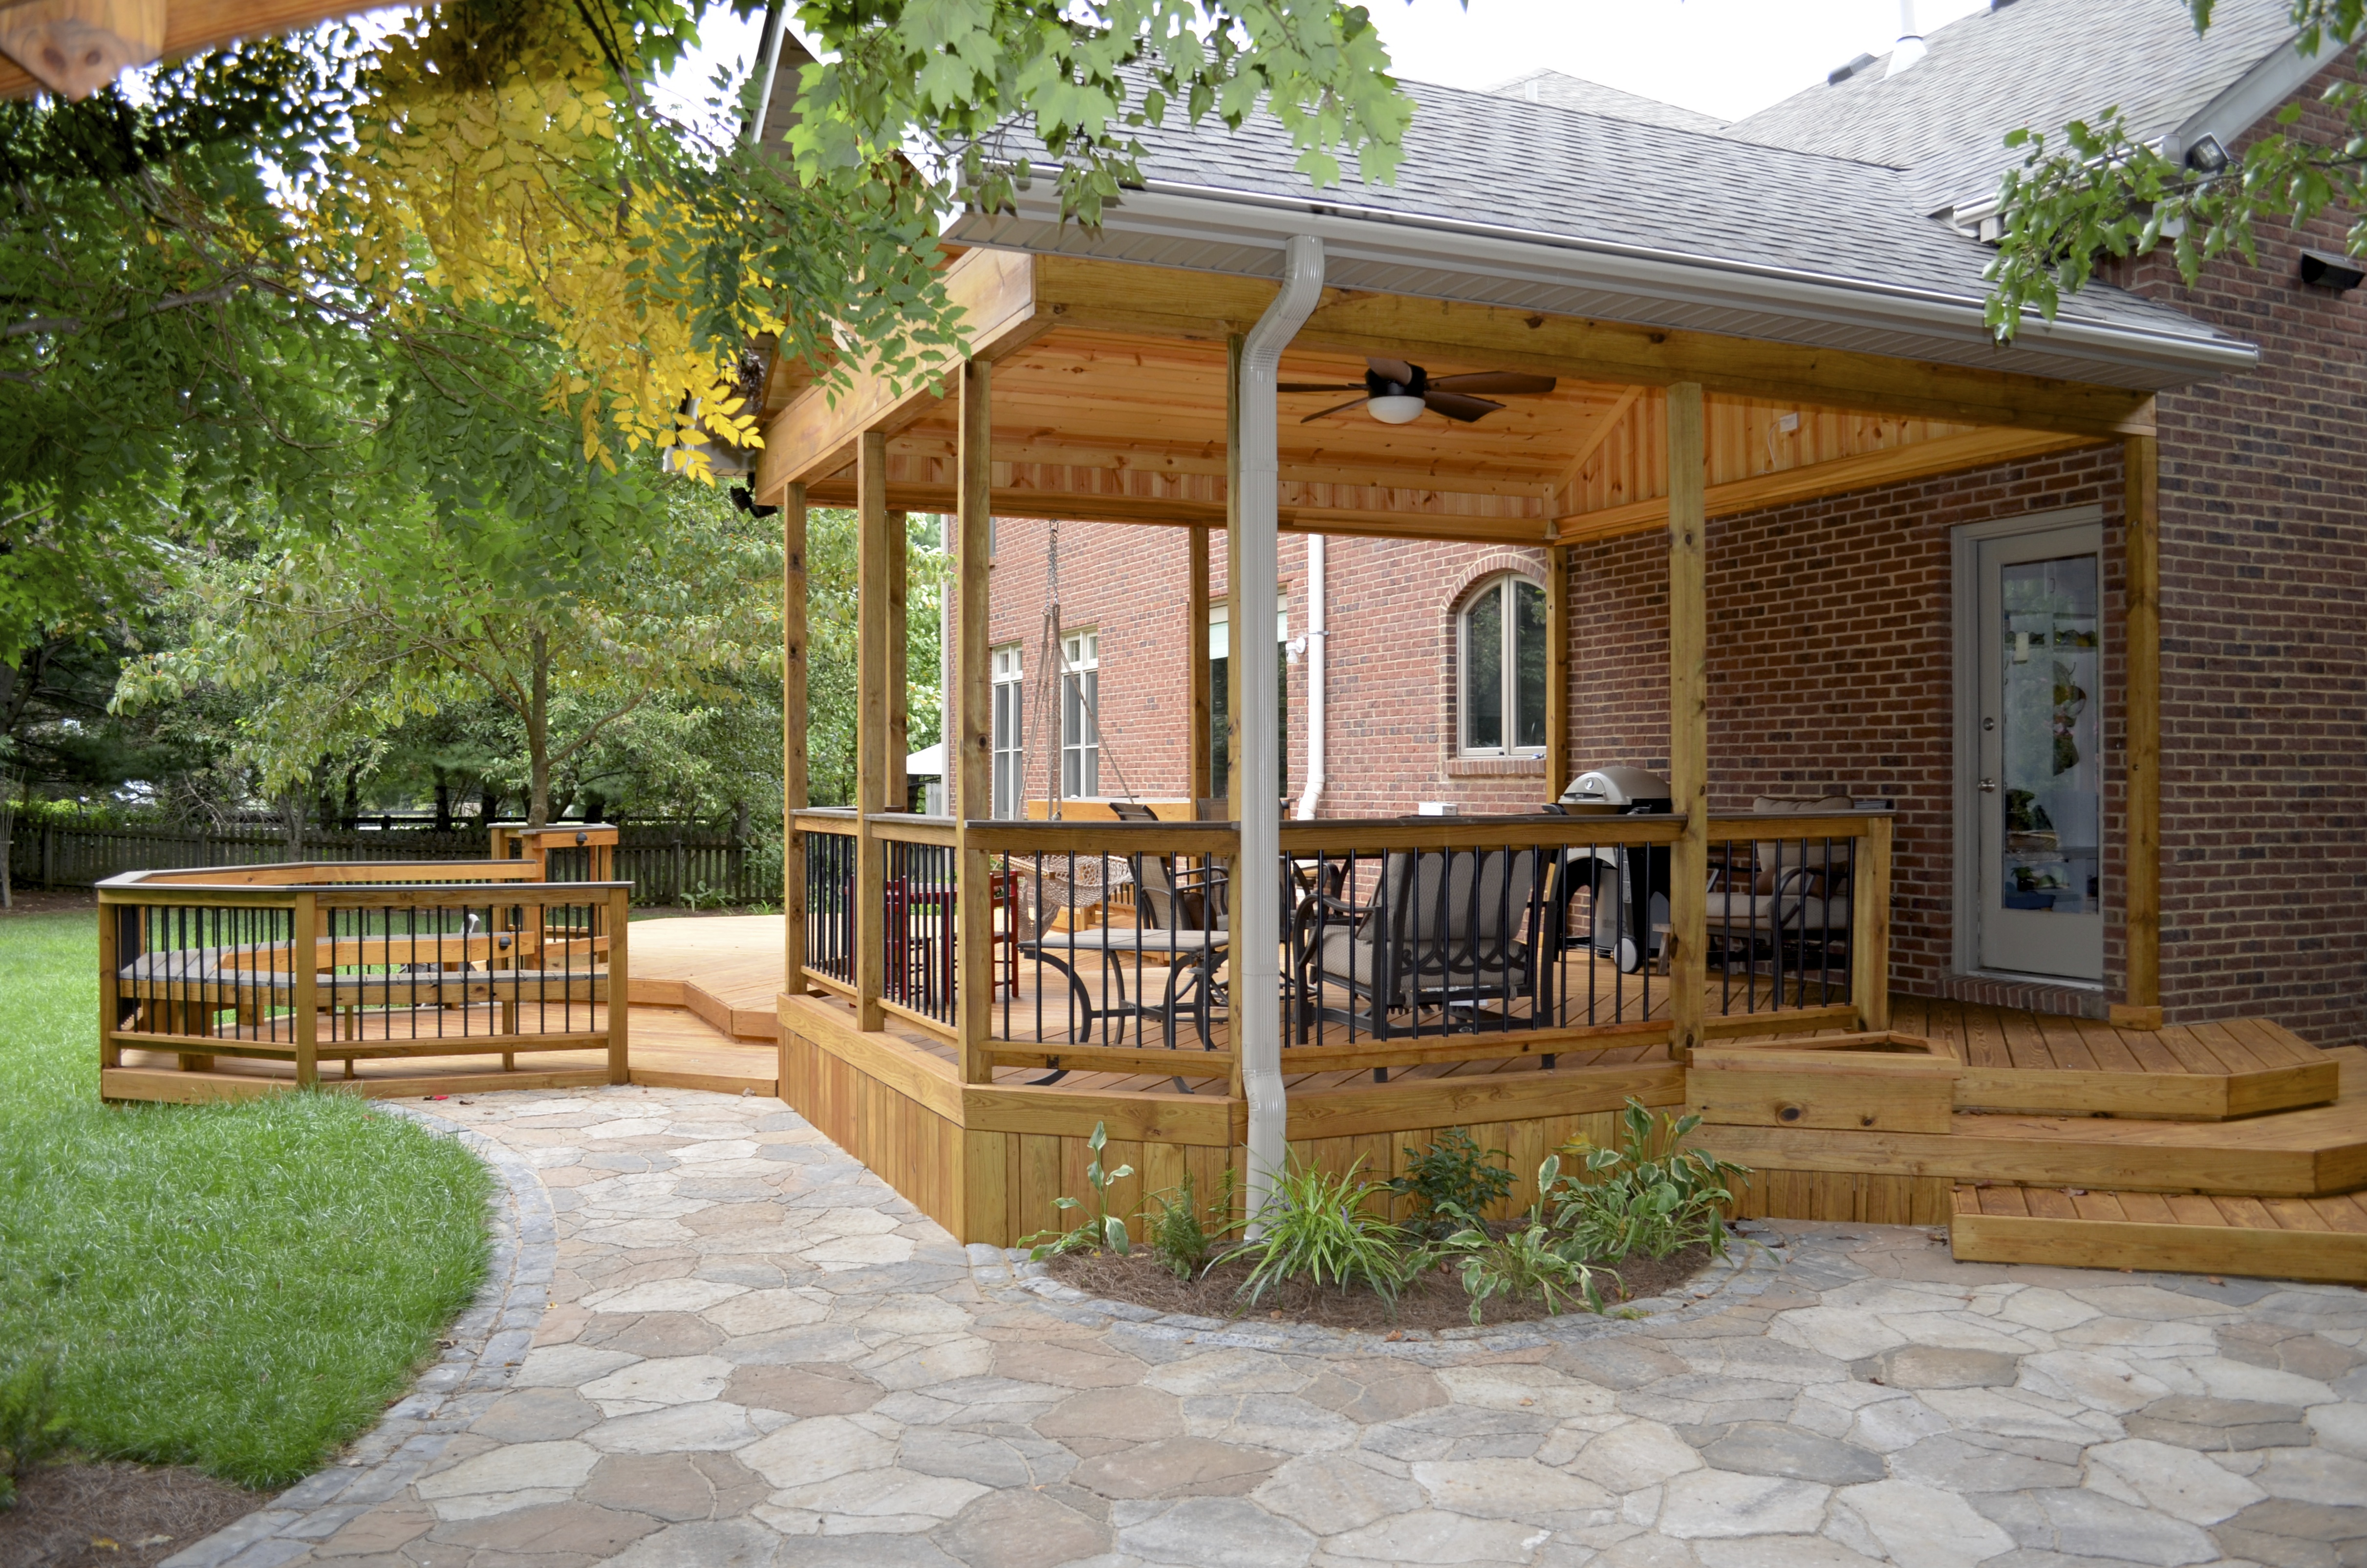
left=1950, top=1184, right=2367, bottom=1285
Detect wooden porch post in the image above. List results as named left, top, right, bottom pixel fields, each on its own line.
left=783, top=482, right=809, bottom=996
left=1224, top=333, right=1245, bottom=1105
left=1666, top=384, right=1707, bottom=1066
left=1225, top=333, right=1245, bottom=827
left=2116, top=433, right=2163, bottom=1031
left=955, top=361, right=995, bottom=1084
left=1546, top=543, right=1571, bottom=801
left=887, top=509, right=910, bottom=813
left=1189, top=524, right=1213, bottom=805
left=855, top=431, right=890, bottom=1031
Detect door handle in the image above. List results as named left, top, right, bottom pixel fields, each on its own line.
left=1978, top=778, right=1998, bottom=794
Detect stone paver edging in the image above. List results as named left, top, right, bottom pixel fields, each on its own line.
left=165, top=1085, right=2367, bottom=1568
left=162, top=1105, right=557, bottom=1568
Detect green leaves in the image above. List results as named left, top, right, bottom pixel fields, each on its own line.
left=1987, top=0, right=2367, bottom=337
left=1022, top=1119, right=1137, bottom=1258
left=788, top=0, right=1416, bottom=231
left=1387, top=1126, right=1516, bottom=1240
left=1228, top=1157, right=1416, bottom=1306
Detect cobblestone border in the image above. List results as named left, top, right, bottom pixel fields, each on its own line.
left=966, top=1219, right=1795, bottom=1363
left=160, top=1105, right=554, bottom=1568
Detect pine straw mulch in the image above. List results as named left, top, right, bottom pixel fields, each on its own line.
left=1051, top=1243, right=1713, bottom=1333
left=0, top=1461, right=264, bottom=1568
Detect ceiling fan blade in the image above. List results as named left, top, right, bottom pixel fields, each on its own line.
left=1365, top=356, right=1419, bottom=385
left=1300, top=396, right=1372, bottom=423
left=1427, top=371, right=1559, bottom=396
left=1422, top=391, right=1508, bottom=423
left=1277, top=383, right=1366, bottom=393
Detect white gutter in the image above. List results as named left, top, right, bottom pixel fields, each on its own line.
left=1239, top=234, right=1325, bottom=1234
left=949, top=184, right=2259, bottom=384
left=1293, top=534, right=1326, bottom=822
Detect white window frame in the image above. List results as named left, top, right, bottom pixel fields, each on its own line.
left=990, top=644, right=1023, bottom=819
left=1456, top=574, right=1549, bottom=758
left=1060, top=629, right=1100, bottom=799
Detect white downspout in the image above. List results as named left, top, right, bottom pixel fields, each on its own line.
left=1293, top=535, right=1326, bottom=821
left=1239, top=234, right=1325, bottom=1232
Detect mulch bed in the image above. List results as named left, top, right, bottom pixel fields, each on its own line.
left=0, top=1461, right=263, bottom=1568
left=1051, top=1243, right=1713, bottom=1332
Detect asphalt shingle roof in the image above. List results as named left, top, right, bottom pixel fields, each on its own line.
left=1485, top=69, right=1729, bottom=135
left=1119, top=74, right=2225, bottom=342
left=1722, top=0, right=2302, bottom=212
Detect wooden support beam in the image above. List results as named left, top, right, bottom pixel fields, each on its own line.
left=1545, top=544, right=1571, bottom=802
left=1026, top=255, right=2162, bottom=440
left=0, top=0, right=161, bottom=98
left=606, top=886, right=630, bottom=1083
left=751, top=248, right=1048, bottom=501
left=1666, top=381, right=1707, bottom=1069
left=2116, top=433, right=2164, bottom=1031
left=292, top=891, right=318, bottom=1089
left=1188, top=523, right=1213, bottom=804
left=887, top=509, right=909, bottom=812
left=855, top=431, right=890, bottom=1032
left=0, top=0, right=385, bottom=99
left=1852, top=815, right=1894, bottom=1032
left=783, top=482, right=809, bottom=996
left=1225, top=331, right=1245, bottom=1104
left=954, top=361, right=995, bottom=1086
left=1556, top=426, right=2094, bottom=543
left=1551, top=386, right=1644, bottom=514
left=1225, top=333, right=1245, bottom=828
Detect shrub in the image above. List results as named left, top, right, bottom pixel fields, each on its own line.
left=1229, top=1159, right=1417, bottom=1307
left=1551, top=1098, right=1750, bottom=1262
left=1388, top=1127, right=1516, bottom=1238
left=1022, top=1122, right=1134, bottom=1260
left=1435, top=1156, right=1605, bottom=1325
left=1141, top=1167, right=1237, bottom=1280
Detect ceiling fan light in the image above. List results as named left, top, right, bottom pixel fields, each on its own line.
left=1367, top=394, right=1426, bottom=424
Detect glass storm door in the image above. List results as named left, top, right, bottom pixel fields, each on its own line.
left=1975, top=524, right=2104, bottom=980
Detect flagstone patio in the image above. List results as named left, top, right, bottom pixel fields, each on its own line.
left=165, top=1085, right=2367, bottom=1568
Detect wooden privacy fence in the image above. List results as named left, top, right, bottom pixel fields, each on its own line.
left=99, top=860, right=630, bottom=1089
left=15, top=821, right=770, bottom=906
left=790, top=807, right=1894, bottom=1080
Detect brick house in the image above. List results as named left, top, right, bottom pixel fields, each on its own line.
left=959, top=0, right=2364, bottom=1047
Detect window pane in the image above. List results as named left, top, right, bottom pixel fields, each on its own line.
left=1209, top=655, right=1229, bottom=801
left=1465, top=582, right=1503, bottom=751
left=1514, top=579, right=1548, bottom=751
left=1999, top=554, right=2100, bottom=915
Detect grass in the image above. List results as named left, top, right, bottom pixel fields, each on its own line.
left=0, top=912, right=494, bottom=1490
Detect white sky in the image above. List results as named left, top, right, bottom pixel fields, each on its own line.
left=660, top=0, right=1993, bottom=133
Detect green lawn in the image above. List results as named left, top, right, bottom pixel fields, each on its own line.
left=0, top=912, right=493, bottom=1490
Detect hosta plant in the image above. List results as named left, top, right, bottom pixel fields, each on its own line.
left=1022, top=1122, right=1134, bottom=1260
left=1435, top=1157, right=1606, bottom=1325
left=1551, top=1099, right=1751, bottom=1263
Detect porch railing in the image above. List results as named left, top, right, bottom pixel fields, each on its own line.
left=788, top=807, right=1894, bottom=1080
left=98, top=860, right=630, bottom=1088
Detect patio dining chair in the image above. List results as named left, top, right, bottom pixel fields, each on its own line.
left=1704, top=795, right=1856, bottom=985
left=1294, top=843, right=1556, bottom=1058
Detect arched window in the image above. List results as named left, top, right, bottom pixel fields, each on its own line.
left=1458, top=574, right=1549, bottom=756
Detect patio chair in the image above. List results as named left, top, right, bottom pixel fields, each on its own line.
left=1705, top=795, right=1855, bottom=983
left=1019, top=848, right=1231, bottom=1059
left=1295, top=843, right=1556, bottom=1052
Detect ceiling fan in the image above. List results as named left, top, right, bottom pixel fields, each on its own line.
left=1280, top=356, right=1558, bottom=425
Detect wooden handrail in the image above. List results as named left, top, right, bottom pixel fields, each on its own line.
left=99, top=880, right=629, bottom=907
left=101, top=860, right=545, bottom=888
left=1282, top=817, right=1681, bottom=852
left=1707, top=811, right=1893, bottom=840
left=967, top=820, right=1242, bottom=856
left=869, top=816, right=959, bottom=847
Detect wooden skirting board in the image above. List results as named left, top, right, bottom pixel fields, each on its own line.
left=100, top=1065, right=616, bottom=1103
left=1950, top=1185, right=2367, bottom=1285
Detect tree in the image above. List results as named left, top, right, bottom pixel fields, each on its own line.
left=1987, top=0, right=2367, bottom=333
left=122, top=480, right=782, bottom=827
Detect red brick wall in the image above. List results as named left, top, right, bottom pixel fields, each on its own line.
left=1570, top=445, right=2128, bottom=1005
left=985, top=521, right=1558, bottom=816
left=2093, top=60, right=2367, bottom=1046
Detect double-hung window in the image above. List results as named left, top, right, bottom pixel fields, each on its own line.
left=1459, top=575, right=1549, bottom=757
left=1060, top=630, right=1099, bottom=798
left=990, top=644, right=1023, bottom=818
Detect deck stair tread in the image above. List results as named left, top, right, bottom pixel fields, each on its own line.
left=1950, top=1182, right=2367, bottom=1284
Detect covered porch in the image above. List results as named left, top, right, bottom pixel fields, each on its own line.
left=754, top=241, right=2367, bottom=1283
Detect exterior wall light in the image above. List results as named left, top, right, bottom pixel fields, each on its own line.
left=2300, top=249, right=2364, bottom=291
left=2185, top=135, right=2228, bottom=173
